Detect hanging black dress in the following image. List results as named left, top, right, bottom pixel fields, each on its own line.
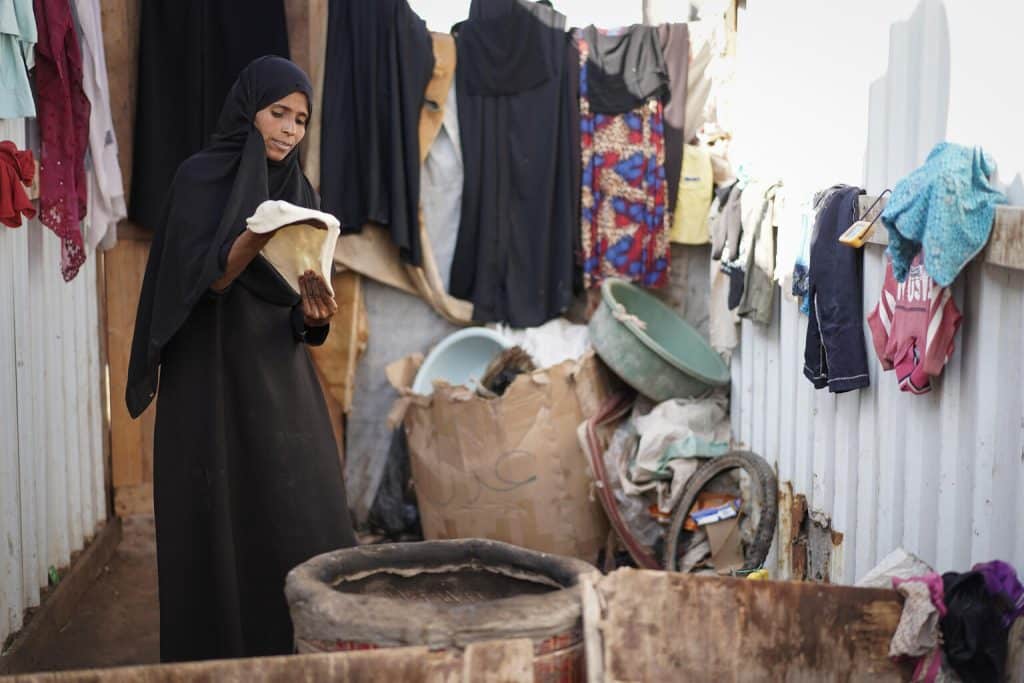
left=319, top=0, right=434, bottom=265
left=129, top=0, right=291, bottom=231
left=126, top=56, right=356, bottom=662
left=450, top=0, right=580, bottom=327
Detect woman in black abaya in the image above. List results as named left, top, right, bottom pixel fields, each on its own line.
left=126, top=56, right=356, bottom=662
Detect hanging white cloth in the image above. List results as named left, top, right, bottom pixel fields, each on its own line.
left=72, top=0, right=126, bottom=251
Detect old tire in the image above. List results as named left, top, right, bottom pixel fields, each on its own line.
left=664, top=451, right=778, bottom=572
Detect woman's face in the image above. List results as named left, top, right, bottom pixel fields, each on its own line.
left=253, top=92, right=309, bottom=162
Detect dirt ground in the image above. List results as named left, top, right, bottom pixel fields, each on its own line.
left=29, top=516, right=160, bottom=673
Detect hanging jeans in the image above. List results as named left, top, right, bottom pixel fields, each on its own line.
left=803, top=185, right=870, bottom=393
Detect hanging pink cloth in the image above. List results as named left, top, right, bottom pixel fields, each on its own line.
left=33, top=0, right=90, bottom=281
left=0, top=141, right=36, bottom=228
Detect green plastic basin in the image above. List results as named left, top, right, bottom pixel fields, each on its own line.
left=589, top=279, right=730, bottom=401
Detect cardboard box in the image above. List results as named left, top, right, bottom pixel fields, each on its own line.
left=390, top=352, right=611, bottom=562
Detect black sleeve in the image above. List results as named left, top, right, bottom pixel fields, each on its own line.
left=289, top=305, right=330, bottom=346
left=208, top=234, right=239, bottom=296
left=304, top=323, right=330, bottom=347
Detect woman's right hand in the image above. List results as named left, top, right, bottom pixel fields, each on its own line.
left=299, top=270, right=338, bottom=327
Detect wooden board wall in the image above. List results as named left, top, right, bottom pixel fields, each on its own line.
left=99, top=0, right=348, bottom=516
left=100, top=0, right=151, bottom=516
left=585, top=569, right=910, bottom=682
left=8, top=640, right=537, bottom=682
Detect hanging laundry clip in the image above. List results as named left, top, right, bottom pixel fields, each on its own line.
left=839, top=189, right=890, bottom=248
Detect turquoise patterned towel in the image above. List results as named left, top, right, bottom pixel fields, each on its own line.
left=882, top=142, right=1007, bottom=286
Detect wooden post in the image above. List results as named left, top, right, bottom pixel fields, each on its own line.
left=726, top=0, right=739, bottom=56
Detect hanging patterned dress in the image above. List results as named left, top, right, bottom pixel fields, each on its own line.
left=577, top=26, right=670, bottom=290
left=34, top=0, right=90, bottom=281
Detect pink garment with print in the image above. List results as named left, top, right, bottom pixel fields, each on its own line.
left=868, top=254, right=961, bottom=394
left=34, top=0, right=90, bottom=281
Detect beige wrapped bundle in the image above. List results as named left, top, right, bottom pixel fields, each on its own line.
left=246, top=200, right=341, bottom=295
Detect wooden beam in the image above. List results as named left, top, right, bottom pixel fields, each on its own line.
left=4, top=641, right=537, bottom=682
left=104, top=237, right=155, bottom=495
left=94, top=251, right=115, bottom=518
left=858, top=195, right=1024, bottom=271
left=591, top=568, right=910, bottom=682
left=726, top=0, right=739, bottom=56
left=462, top=639, right=534, bottom=683
left=114, top=483, right=154, bottom=518
left=308, top=271, right=366, bottom=414
left=99, top=0, right=140, bottom=194
left=0, top=519, right=123, bottom=676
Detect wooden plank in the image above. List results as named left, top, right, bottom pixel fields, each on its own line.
left=99, top=0, right=139, bottom=194
left=592, top=568, right=910, bottom=682
left=581, top=575, right=604, bottom=683
left=92, top=250, right=113, bottom=524
left=462, top=640, right=534, bottom=683
left=104, top=234, right=155, bottom=492
left=283, top=0, right=311, bottom=77
left=0, top=519, right=123, bottom=676
left=308, top=271, right=365, bottom=414
left=100, top=0, right=144, bottom=521
left=2, top=642, right=539, bottom=682
left=859, top=195, right=1024, bottom=270
left=726, top=0, right=739, bottom=56
left=983, top=205, right=1024, bottom=270
left=301, top=0, right=329, bottom=188
left=114, top=222, right=151, bottom=242
left=87, top=254, right=110, bottom=527
left=114, top=483, right=154, bottom=518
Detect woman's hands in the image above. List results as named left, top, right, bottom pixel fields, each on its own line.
left=212, top=230, right=337, bottom=327
left=300, top=270, right=337, bottom=327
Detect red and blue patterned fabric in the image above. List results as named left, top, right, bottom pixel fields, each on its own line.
left=578, top=30, right=669, bottom=290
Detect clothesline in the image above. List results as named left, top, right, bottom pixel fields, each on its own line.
left=857, top=195, right=1024, bottom=272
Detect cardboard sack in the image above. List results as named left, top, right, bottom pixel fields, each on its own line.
left=391, top=351, right=611, bottom=562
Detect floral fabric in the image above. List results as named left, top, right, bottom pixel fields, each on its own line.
left=578, top=31, right=669, bottom=290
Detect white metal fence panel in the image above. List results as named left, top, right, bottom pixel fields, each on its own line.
left=728, top=0, right=1024, bottom=584
left=732, top=249, right=1024, bottom=583
left=0, top=118, right=107, bottom=646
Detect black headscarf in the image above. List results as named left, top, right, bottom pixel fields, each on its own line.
left=126, top=56, right=317, bottom=418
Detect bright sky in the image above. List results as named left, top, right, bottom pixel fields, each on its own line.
left=406, top=0, right=644, bottom=32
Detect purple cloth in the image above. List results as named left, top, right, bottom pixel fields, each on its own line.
left=973, top=560, right=1024, bottom=625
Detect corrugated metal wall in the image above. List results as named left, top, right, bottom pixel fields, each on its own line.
left=729, top=0, right=1024, bottom=584
left=0, top=119, right=108, bottom=646
left=732, top=253, right=1024, bottom=584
